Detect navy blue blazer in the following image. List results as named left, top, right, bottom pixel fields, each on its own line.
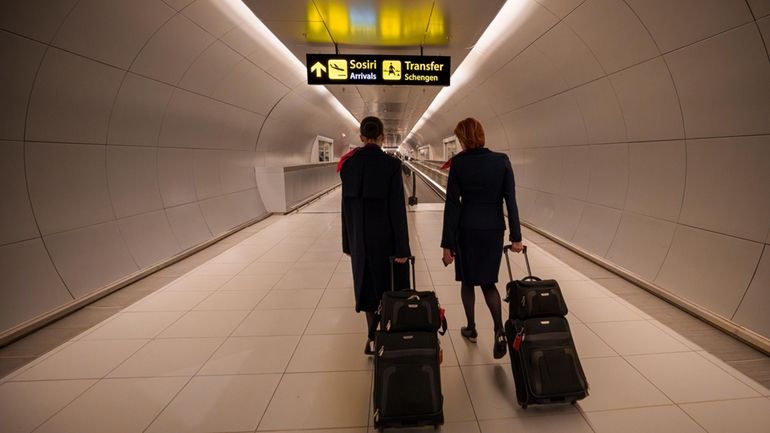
left=440, top=148, right=522, bottom=250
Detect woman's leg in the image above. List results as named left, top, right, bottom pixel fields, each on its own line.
left=480, top=284, right=503, bottom=332
left=460, top=283, right=476, bottom=328
left=365, top=311, right=378, bottom=341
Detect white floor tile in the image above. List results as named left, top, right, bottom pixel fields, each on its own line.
left=108, top=338, right=222, bottom=378
left=327, top=272, right=354, bottom=289
left=368, top=421, right=480, bottom=433
left=190, top=262, right=248, bottom=276
left=696, top=351, right=770, bottom=396
left=256, top=289, right=323, bottom=310
left=14, top=339, right=147, bottom=380
left=218, top=274, right=282, bottom=291
left=450, top=328, right=509, bottom=366
left=146, top=374, right=282, bottom=433
left=193, top=290, right=268, bottom=311
left=318, top=288, right=357, bottom=308
left=274, top=268, right=334, bottom=289
left=306, top=307, right=368, bottom=335
left=626, top=352, right=761, bottom=403
left=34, top=377, right=188, bottom=433
left=163, top=275, right=230, bottom=292
left=577, top=357, right=671, bottom=412
left=126, top=291, right=212, bottom=312
left=158, top=310, right=249, bottom=338
left=559, top=280, right=615, bottom=300
left=680, top=398, right=770, bottom=433
left=570, top=322, right=618, bottom=358
left=440, top=366, right=477, bottom=422
left=199, top=336, right=300, bottom=375
left=258, top=371, right=371, bottom=430
left=83, top=312, right=183, bottom=340
left=287, top=333, right=372, bottom=372
left=479, top=413, right=594, bottom=433
left=568, top=298, right=646, bottom=323
left=585, top=405, right=708, bottom=433
left=430, top=269, right=458, bottom=286
left=239, top=261, right=293, bottom=276
left=0, top=380, right=95, bottom=433
left=233, top=309, right=315, bottom=336
left=587, top=321, right=691, bottom=355
left=443, top=304, right=496, bottom=330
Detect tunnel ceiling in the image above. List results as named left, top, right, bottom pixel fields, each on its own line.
left=243, top=0, right=505, bottom=144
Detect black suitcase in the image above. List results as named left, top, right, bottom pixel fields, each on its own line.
left=373, top=331, right=444, bottom=431
left=505, top=316, right=588, bottom=409
left=503, top=245, right=568, bottom=320
left=379, top=257, right=447, bottom=334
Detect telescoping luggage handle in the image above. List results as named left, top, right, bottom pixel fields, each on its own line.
left=503, top=244, right=540, bottom=282
left=389, top=256, right=417, bottom=291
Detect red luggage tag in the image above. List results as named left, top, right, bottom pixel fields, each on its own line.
left=513, top=330, right=525, bottom=352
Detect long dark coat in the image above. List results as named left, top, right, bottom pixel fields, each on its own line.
left=341, top=144, right=411, bottom=312
left=440, top=148, right=522, bottom=285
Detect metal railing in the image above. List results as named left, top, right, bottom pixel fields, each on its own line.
left=403, top=160, right=447, bottom=203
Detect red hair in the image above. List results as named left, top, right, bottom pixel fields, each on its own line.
left=454, top=118, right=485, bottom=149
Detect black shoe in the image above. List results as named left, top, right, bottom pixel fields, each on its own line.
left=460, top=326, right=478, bottom=343
left=493, top=329, right=507, bottom=359
left=364, top=339, right=375, bottom=356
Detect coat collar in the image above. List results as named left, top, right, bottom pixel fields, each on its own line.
left=440, top=147, right=490, bottom=169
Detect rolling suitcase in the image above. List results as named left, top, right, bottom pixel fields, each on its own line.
left=503, top=245, right=568, bottom=321
left=506, top=316, right=588, bottom=408
left=379, top=257, right=448, bottom=334
left=373, top=331, right=444, bottom=431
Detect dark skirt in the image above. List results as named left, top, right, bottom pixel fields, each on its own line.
left=454, top=229, right=504, bottom=285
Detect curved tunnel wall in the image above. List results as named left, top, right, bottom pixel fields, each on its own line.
left=413, top=0, right=770, bottom=341
left=0, top=0, right=358, bottom=338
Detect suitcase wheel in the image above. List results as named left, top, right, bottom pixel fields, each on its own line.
left=521, top=404, right=528, bottom=410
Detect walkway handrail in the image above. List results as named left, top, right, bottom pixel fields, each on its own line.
left=404, top=160, right=447, bottom=201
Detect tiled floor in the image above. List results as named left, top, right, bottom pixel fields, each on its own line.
left=2, top=189, right=770, bottom=433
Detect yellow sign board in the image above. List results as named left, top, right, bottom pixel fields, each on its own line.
left=328, top=59, right=348, bottom=80
left=382, top=60, right=401, bottom=80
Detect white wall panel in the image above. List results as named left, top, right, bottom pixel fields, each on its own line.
left=547, top=195, right=585, bottom=240
left=193, top=150, right=223, bottom=200
left=213, top=60, right=289, bottom=115
left=516, top=187, right=538, bottom=222
left=218, top=105, right=263, bottom=152
left=501, top=108, right=540, bottom=149
left=118, top=210, right=181, bottom=268
left=182, top=0, right=236, bottom=38
left=199, top=189, right=265, bottom=236
left=733, top=247, right=770, bottom=337
left=534, top=0, right=585, bottom=18
left=489, top=48, right=567, bottom=114
left=108, top=73, right=175, bottom=146
left=625, top=0, right=753, bottom=53
left=0, top=239, right=72, bottom=331
left=130, top=14, right=214, bottom=85
left=748, top=0, right=770, bottom=17
left=571, top=78, right=626, bottom=144
left=26, top=49, right=123, bottom=144
left=760, top=18, right=770, bottom=54
left=557, top=146, right=590, bottom=200
left=656, top=226, right=763, bottom=318
left=159, top=89, right=229, bottom=149
left=157, top=148, right=197, bottom=207
left=530, top=191, right=558, bottom=229
left=566, top=0, right=658, bottom=73
left=219, top=151, right=257, bottom=193
left=0, top=32, right=45, bottom=140
left=26, top=143, right=114, bottom=235
left=528, top=148, right=563, bottom=194
left=534, top=22, right=604, bottom=87
left=606, top=212, right=676, bottom=280
left=106, top=146, right=163, bottom=218
left=625, top=140, right=685, bottom=222
left=165, top=203, right=212, bottom=250
left=529, top=93, right=587, bottom=147
left=52, top=0, right=174, bottom=69
left=0, top=142, right=39, bottom=245
left=179, top=41, right=242, bottom=96
left=609, top=57, right=684, bottom=141
left=44, top=222, right=139, bottom=297
left=665, top=24, right=770, bottom=138
left=0, top=0, right=79, bottom=43
left=586, top=143, right=628, bottom=209
left=572, top=204, right=622, bottom=256
left=680, top=136, right=770, bottom=242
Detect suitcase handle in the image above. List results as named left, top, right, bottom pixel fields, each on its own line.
left=389, top=256, right=416, bottom=291
left=503, top=244, right=532, bottom=280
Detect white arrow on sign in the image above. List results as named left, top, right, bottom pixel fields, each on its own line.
left=310, top=61, right=327, bottom=78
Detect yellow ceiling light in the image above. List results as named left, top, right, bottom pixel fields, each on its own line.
left=306, top=0, right=446, bottom=47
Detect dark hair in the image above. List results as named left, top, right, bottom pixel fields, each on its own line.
left=454, top=117, right=485, bottom=149
left=360, top=116, right=384, bottom=140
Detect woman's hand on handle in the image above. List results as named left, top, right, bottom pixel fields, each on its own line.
left=442, top=248, right=454, bottom=266
left=394, top=257, right=408, bottom=264
left=511, top=242, right=524, bottom=253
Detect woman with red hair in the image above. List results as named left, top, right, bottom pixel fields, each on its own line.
left=440, top=118, right=524, bottom=359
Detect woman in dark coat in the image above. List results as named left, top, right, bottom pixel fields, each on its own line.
left=340, top=116, right=411, bottom=355
left=440, top=117, right=524, bottom=359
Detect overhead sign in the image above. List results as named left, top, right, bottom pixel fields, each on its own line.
left=306, top=54, right=450, bottom=86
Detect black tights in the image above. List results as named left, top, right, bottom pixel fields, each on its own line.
left=461, top=283, right=503, bottom=332
left=366, top=311, right=378, bottom=340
